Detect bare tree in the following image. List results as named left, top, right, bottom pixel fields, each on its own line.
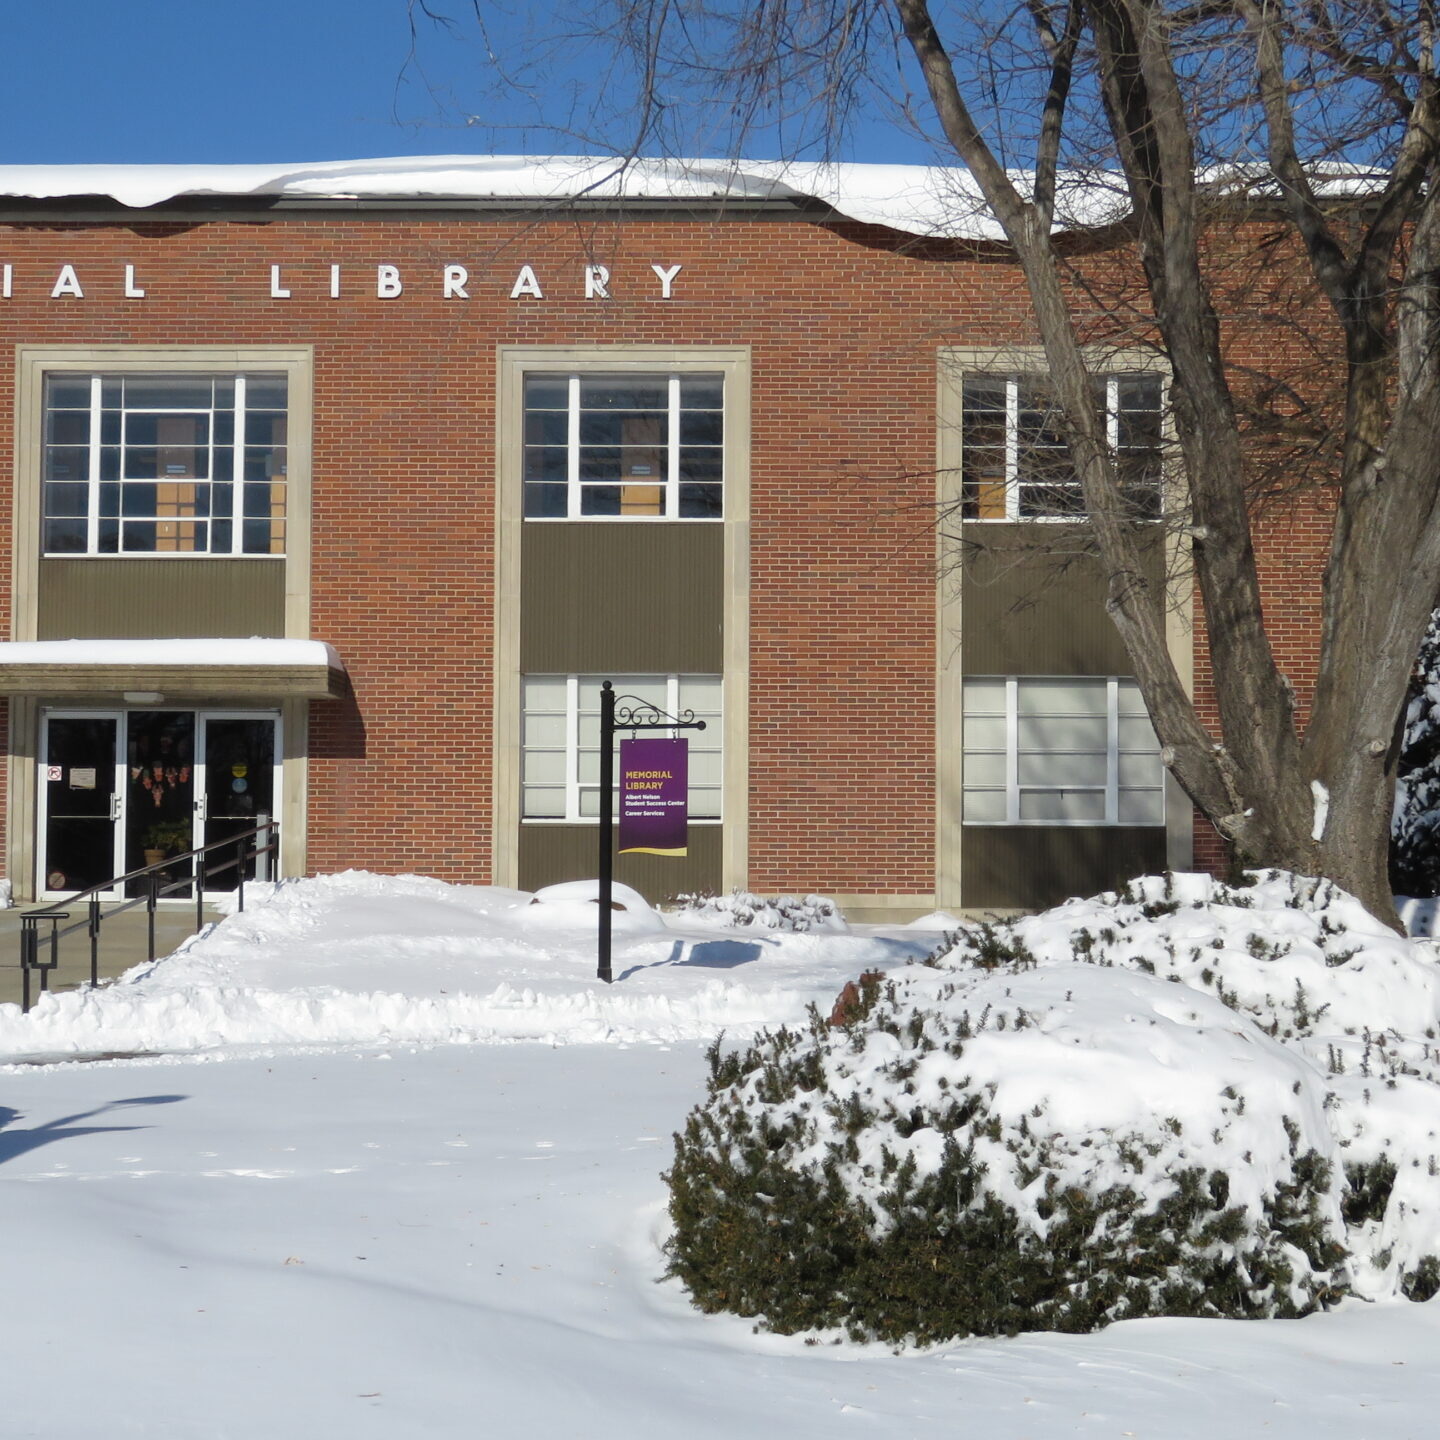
left=422, top=1, right=1440, bottom=925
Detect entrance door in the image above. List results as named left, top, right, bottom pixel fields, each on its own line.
left=38, top=708, right=280, bottom=900
left=197, top=713, right=279, bottom=891
left=39, top=712, right=124, bottom=896
left=123, top=710, right=197, bottom=896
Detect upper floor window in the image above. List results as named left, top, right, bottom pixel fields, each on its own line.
left=960, top=373, right=1163, bottom=520
left=523, top=373, right=723, bottom=520
left=42, top=373, right=287, bottom=556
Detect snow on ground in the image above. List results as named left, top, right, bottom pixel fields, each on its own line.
left=2, top=870, right=1439, bottom=1437
left=0, top=872, right=932, bottom=1060
left=1399, top=894, right=1440, bottom=936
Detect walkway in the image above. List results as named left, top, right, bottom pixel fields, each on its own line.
left=0, top=900, right=221, bottom=1009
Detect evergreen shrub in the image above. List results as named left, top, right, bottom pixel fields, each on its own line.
left=673, top=890, right=845, bottom=933
left=1394, top=609, right=1440, bottom=896
left=664, top=872, right=1440, bottom=1343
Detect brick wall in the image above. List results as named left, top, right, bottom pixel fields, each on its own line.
left=0, top=207, right=1340, bottom=897
left=0, top=212, right=1002, bottom=893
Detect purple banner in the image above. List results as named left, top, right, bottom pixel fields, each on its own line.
left=618, top=738, right=689, bottom=856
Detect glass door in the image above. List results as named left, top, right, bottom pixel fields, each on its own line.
left=38, top=708, right=280, bottom=900
left=196, top=712, right=279, bottom=891
left=124, top=711, right=197, bottom=896
left=39, top=712, right=124, bottom=896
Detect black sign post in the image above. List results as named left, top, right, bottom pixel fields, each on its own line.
left=597, top=680, right=706, bottom=984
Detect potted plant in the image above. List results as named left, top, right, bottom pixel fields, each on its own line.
left=142, top=818, right=193, bottom=868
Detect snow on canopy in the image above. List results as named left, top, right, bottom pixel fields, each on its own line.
left=0, top=637, right=343, bottom=668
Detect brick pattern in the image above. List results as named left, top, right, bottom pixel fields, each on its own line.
left=0, top=215, right=971, bottom=894
left=0, top=211, right=1335, bottom=898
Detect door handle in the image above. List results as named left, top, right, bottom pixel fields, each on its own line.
left=109, top=793, right=121, bottom=821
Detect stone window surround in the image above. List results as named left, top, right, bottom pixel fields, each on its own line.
left=934, top=345, right=1193, bottom=909
left=8, top=345, right=315, bottom=897
left=493, top=345, right=751, bottom=893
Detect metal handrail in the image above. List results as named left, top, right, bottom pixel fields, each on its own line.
left=17, top=821, right=278, bottom=1013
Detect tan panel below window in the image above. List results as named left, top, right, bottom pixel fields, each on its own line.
left=621, top=484, right=664, bottom=515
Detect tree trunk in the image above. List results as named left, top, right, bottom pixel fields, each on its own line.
left=893, top=0, right=1440, bottom=929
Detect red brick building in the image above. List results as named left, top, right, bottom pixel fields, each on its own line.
left=0, top=157, right=1303, bottom=916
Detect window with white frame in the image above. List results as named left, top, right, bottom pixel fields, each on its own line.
left=960, top=372, right=1163, bottom=520
left=963, top=676, right=1164, bottom=825
left=522, top=674, right=722, bottom=821
left=522, top=373, right=723, bottom=519
left=42, top=373, right=287, bottom=555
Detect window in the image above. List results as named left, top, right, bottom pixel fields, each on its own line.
left=522, top=373, right=723, bottom=519
left=42, top=372, right=287, bottom=555
left=522, top=674, right=722, bottom=821
left=960, top=372, right=1163, bottom=520
left=963, top=677, right=1164, bottom=825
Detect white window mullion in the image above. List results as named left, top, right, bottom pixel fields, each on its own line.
left=1106, top=678, right=1120, bottom=823
left=1106, top=376, right=1120, bottom=450
left=666, top=674, right=679, bottom=737
left=86, top=375, right=103, bottom=553
left=565, top=675, right=581, bottom=821
left=567, top=375, right=582, bottom=520
left=666, top=374, right=682, bottom=519
left=231, top=374, right=247, bottom=555
left=1005, top=677, right=1020, bottom=822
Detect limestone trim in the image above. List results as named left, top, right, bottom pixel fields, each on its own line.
left=493, top=345, right=751, bottom=891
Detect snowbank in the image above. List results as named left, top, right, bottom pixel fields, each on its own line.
left=0, top=870, right=931, bottom=1060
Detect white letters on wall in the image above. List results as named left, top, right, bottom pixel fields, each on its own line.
left=5, top=260, right=689, bottom=302
left=510, top=265, right=544, bottom=300
left=51, top=265, right=83, bottom=299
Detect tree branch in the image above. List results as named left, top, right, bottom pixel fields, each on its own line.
left=1027, top=0, right=1084, bottom=229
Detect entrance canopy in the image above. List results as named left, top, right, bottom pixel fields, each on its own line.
left=0, top=638, right=346, bottom=700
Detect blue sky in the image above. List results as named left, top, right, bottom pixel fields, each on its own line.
left=0, top=1, right=939, bottom=167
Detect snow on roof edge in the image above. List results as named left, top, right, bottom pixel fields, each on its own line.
left=0, top=154, right=1128, bottom=241
left=0, top=154, right=1385, bottom=241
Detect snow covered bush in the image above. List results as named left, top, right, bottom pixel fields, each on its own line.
left=665, top=872, right=1440, bottom=1344
left=672, top=890, right=847, bottom=934
left=1393, top=609, right=1440, bottom=897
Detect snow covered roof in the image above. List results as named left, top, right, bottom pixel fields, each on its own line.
left=0, top=154, right=1381, bottom=240
left=0, top=638, right=347, bottom=700
left=0, top=154, right=1129, bottom=241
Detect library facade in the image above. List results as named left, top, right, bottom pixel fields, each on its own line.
left=0, top=158, right=1276, bottom=918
